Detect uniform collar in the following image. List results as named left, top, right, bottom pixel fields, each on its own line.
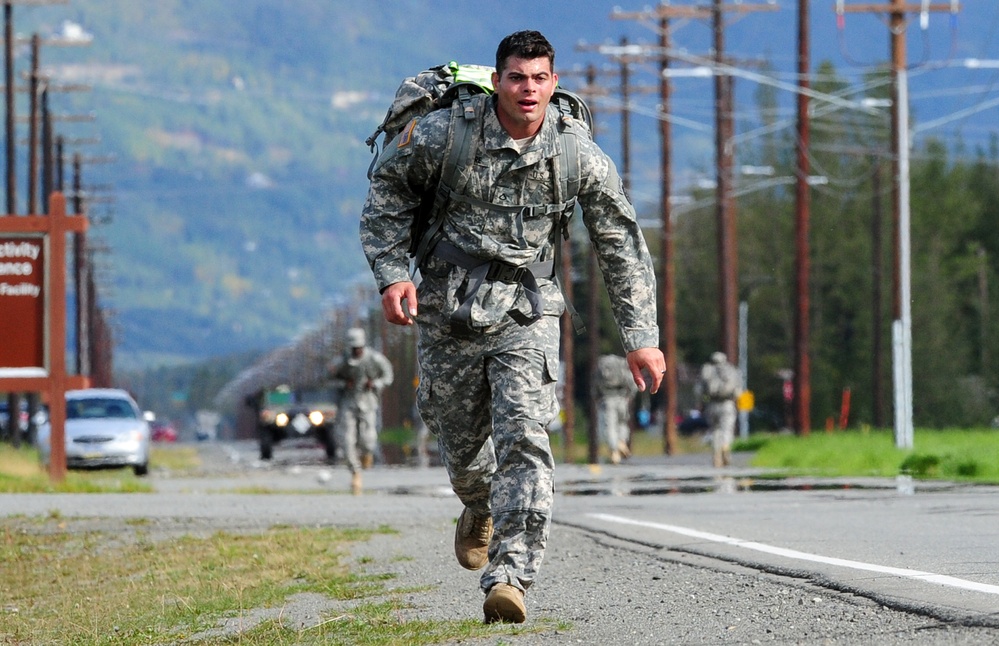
left=482, top=95, right=561, bottom=162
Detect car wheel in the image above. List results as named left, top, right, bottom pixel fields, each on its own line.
left=259, top=430, right=273, bottom=461
left=322, top=426, right=337, bottom=460
left=133, top=463, right=149, bottom=477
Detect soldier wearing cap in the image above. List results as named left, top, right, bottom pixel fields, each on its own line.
left=594, top=354, right=639, bottom=464
left=700, top=351, right=743, bottom=468
left=329, top=326, right=394, bottom=494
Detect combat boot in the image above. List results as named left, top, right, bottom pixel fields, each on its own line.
left=454, top=508, right=492, bottom=570
left=483, top=583, right=526, bottom=623
left=351, top=472, right=362, bottom=495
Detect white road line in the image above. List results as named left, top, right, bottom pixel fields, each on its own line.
left=589, top=512, right=999, bottom=596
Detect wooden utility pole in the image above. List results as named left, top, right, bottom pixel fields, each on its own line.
left=612, top=3, right=710, bottom=455
left=587, top=63, right=602, bottom=465
left=560, top=214, right=576, bottom=463
left=709, top=0, right=780, bottom=363
left=713, top=0, right=739, bottom=362
left=657, top=13, right=680, bottom=454
left=614, top=1, right=775, bottom=452
left=4, top=2, right=14, bottom=214
left=793, top=0, right=811, bottom=435
left=570, top=46, right=656, bottom=462
left=2, top=0, right=68, bottom=216
left=71, top=152, right=89, bottom=374
left=560, top=62, right=611, bottom=464
left=839, top=1, right=958, bottom=447
left=27, top=33, right=38, bottom=213
left=577, top=63, right=604, bottom=466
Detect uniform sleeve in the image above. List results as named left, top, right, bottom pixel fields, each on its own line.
left=576, top=138, right=660, bottom=352
left=374, top=351, right=394, bottom=390
left=329, top=359, right=346, bottom=389
left=359, top=114, right=447, bottom=291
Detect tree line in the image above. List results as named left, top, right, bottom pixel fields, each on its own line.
left=581, top=63, right=999, bottom=430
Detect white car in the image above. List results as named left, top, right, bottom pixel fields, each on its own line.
left=36, top=388, right=151, bottom=476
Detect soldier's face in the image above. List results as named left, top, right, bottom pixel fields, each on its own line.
left=492, top=56, right=557, bottom=139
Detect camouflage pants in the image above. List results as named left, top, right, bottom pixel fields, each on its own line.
left=334, top=398, right=379, bottom=473
left=597, top=395, right=631, bottom=452
left=416, top=313, right=560, bottom=594
left=707, top=399, right=737, bottom=454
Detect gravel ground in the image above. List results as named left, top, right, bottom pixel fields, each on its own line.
left=351, top=517, right=997, bottom=645
left=5, top=443, right=998, bottom=645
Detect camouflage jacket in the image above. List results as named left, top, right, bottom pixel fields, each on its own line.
left=594, top=354, right=639, bottom=398
left=330, top=347, right=394, bottom=407
left=700, top=361, right=742, bottom=402
left=360, top=93, right=659, bottom=351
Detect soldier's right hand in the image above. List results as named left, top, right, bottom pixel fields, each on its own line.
left=381, top=281, right=418, bottom=326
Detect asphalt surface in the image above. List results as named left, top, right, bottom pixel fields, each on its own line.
left=3, top=440, right=998, bottom=645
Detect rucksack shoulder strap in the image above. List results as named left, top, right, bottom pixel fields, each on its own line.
left=551, top=104, right=586, bottom=335
left=410, top=93, right=481, bottom=273
left=553, top=94, right=584, bottom=204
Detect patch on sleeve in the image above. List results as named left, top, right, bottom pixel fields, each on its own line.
left=398, top=119, right=418, bottom=148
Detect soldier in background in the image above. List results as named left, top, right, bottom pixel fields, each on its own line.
left=329, top=327, right=394, bottom=494
left=700, top=351, right=743, bottom=468
left=594, top=354, right=638, bottom=464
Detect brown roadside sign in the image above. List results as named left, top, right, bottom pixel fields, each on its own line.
left=0, top=235, right=45, bottom=371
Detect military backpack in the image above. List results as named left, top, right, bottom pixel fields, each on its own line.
left=365, top=61, right=592, bottom=333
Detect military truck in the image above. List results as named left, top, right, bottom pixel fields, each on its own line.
left=254, top=385, right=337, bottom=461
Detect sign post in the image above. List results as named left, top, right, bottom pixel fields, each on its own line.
left=0, top=193, right=89, bottom=481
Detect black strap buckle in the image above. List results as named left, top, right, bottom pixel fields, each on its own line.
left=485, top=260, right=526, bottom=284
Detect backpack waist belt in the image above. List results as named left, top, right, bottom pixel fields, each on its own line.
left=433, top=239, right=553, bottom=330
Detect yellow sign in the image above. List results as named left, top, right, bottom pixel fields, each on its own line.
left=737, top=390, right=755, bottom=412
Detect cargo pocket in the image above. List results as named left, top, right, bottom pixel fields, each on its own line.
left=540, top=350, right=560, bottom=427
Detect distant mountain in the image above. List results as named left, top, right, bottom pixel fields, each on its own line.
left=11, top=0, right=997, bottom=370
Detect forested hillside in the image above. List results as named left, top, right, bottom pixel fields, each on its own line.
left=18, top=0, right=656, bottom=367
left=9, top=2, right=999, bottom=428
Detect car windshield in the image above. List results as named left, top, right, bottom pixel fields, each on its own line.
left=67, top=398, right=137, bottom=420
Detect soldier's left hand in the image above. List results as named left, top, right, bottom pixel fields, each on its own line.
left=627, top=347, right=667, bottom=394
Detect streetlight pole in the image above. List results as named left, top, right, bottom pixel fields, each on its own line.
left=893, top=66, right=914, bottom=448
left=838, top=0, right=959, bottom=448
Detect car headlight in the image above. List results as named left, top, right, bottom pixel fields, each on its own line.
left=308, top=410, right=324, bottom=426
left=275, top=412, right=289, bottom=427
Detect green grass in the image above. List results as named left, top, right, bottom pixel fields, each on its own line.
left=545, top=420, right=710, bottom=464
left=0, top=444, right=201, bottom=493
left=0, top=518, right=533, bottom=645
left=743, top=428, right=999, bottom=483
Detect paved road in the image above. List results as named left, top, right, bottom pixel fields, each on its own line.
left=3, top=441, right=997, bottom=644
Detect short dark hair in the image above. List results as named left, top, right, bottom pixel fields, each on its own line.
left=495, top=30, right=555, bottom=75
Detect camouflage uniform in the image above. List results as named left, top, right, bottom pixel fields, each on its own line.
left=594, top=354, right=638, bottom=462
left=330, top=337, right=394, bottom=474
left=700, top=352, right=742, bottom=467
left=360, top=93, right=659, bottom=594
